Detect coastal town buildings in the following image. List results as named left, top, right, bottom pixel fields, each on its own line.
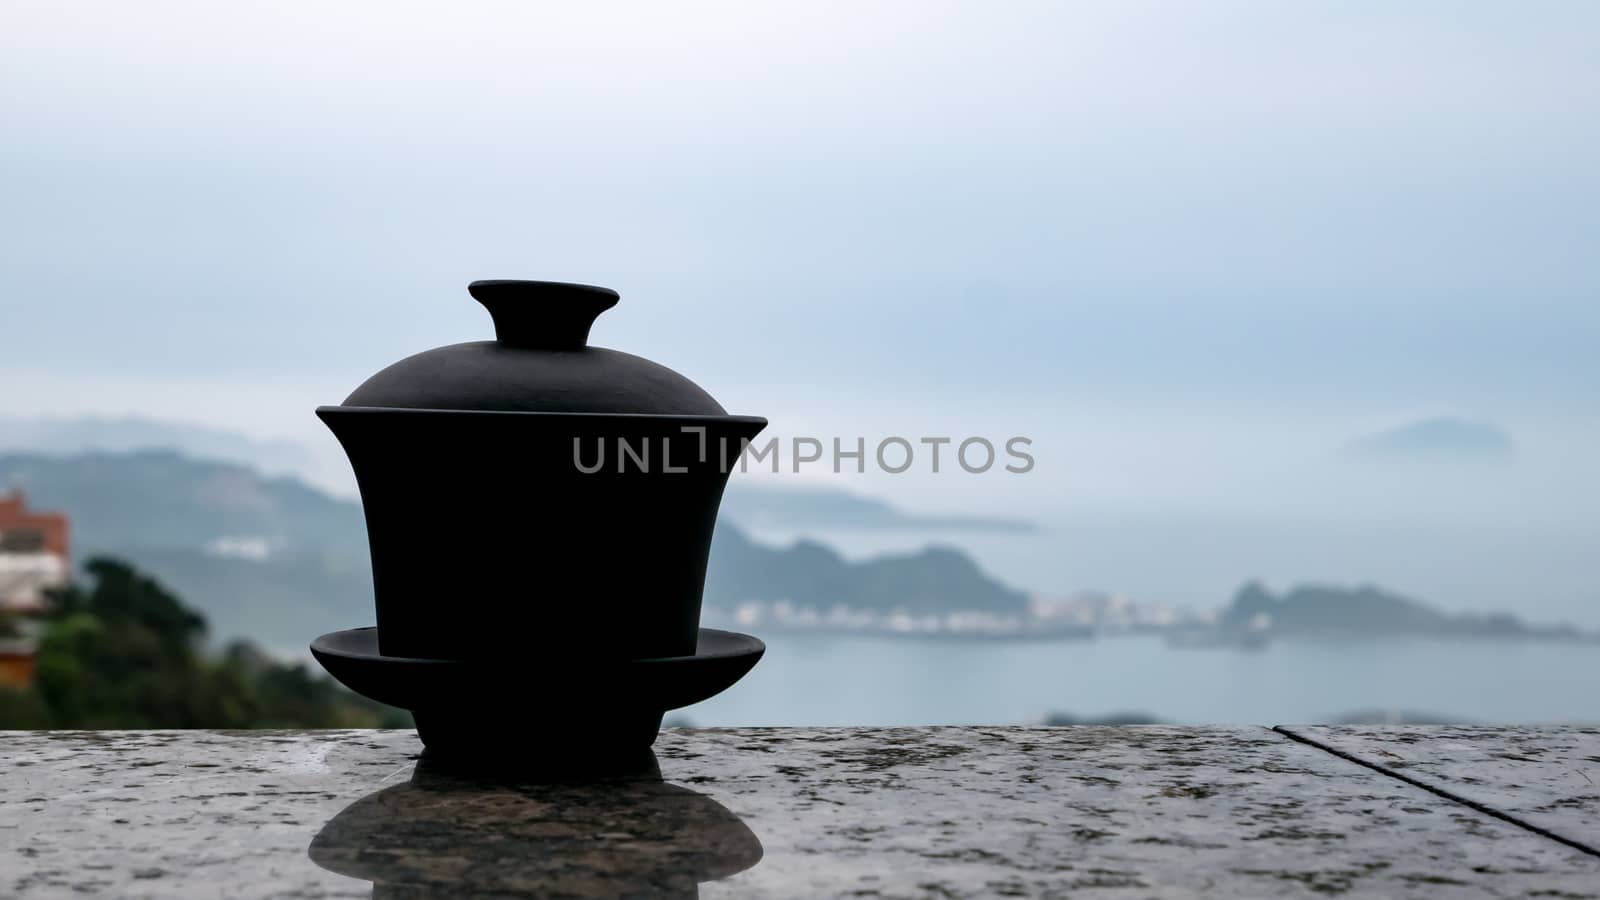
left=0, top=491, right=70, bottom=687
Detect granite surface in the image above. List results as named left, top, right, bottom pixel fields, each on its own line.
left=1281, top=725, right=1600, bottom=855
left=1, top=727, right=1598, bottom=898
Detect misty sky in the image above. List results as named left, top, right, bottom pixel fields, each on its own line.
left=3, top=1, right=1598, bottom=536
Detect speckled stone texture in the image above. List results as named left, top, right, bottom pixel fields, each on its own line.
left=1280, top=725, right=1600, bottom=855
left=1, top=728, right=1597, bottom=899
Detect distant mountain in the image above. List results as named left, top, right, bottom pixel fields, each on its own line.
left=0, top=450, right=368, bottom=558
left=1, top=416, right=1035, bottom=535
left=1344, top=417, right=1514, bottom=463
left=0, top=449, right=1029, bottom=651
left=720, top=483, right=1036, bottom=533
left=0, top=415, right=318, bottom=477
left=1218, top=580, right=1585, bottom=641
left=706, top=527, right=1029, bottom=617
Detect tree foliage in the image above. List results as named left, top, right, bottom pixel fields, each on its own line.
left=0, top=556, right=407, bottom=729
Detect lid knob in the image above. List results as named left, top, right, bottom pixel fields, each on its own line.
left=467, top=280, right=620, bottom=350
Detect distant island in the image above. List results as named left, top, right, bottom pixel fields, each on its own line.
left=701, top=527, right=1048, bottom=637
left=1342, top=416, right=1514, bottom=463
left=1202, top=580, right=1590, bottom=643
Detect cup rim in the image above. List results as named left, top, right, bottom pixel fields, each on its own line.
left=317, top=405, right=767, bottom=428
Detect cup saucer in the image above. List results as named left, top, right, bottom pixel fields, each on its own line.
left=310, top=626, right=764, bottom=754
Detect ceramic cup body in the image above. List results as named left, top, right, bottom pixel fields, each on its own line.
left=319, top=407, right=766, bottom=662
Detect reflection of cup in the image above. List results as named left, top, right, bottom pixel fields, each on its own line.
left=308, top=752, right=763, bottom=899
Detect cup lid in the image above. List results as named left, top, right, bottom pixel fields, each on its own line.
left=339, top=280, right=729, bottom=416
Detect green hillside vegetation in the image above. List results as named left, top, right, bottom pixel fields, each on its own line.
left=0, top=558, right=407, bottom=729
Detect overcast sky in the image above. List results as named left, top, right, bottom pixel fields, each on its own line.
left=2, top=1, right=1597, bottom=523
